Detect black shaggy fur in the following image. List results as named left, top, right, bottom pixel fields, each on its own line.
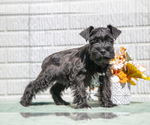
left=20, top=25, right=121, bottom=109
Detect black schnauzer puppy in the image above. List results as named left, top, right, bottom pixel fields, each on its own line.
left=20, top=25, right=121, bottom=109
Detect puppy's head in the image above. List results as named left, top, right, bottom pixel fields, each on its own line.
left=80, top=25, right=121, bottom=65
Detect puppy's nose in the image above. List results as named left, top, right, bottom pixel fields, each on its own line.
left=100, top=49, right=106, bottom=55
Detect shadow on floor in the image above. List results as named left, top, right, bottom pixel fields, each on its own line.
left=32, top=102, right=55, bottom=106
left=31, top=101, right=100, bottom=108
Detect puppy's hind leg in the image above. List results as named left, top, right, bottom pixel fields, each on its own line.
left=50, top=82, right=70, bottom=105
left=20, top=69, right=54, bottom=107
left=20, top=80, right=37, bottom=106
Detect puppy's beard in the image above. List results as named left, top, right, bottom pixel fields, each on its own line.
left=90, top=55, right=110, bottom=65
left=96, top=59, right=110, bottom=65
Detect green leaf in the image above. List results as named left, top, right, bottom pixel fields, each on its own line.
left=126, top=52, right=132, bottom=61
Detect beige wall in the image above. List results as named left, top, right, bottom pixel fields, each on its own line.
left=0, top=0, right=150, bottom=101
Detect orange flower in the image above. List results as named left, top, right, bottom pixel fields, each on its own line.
left=116, top=70, right=128, bottom=83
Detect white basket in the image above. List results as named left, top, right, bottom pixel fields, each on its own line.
left=111, top=82, right=131, bottom=105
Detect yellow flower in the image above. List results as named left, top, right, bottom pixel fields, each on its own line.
left=126, top=63, right=150, bottom=85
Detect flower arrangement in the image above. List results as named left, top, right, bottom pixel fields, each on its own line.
left=110, top=47, right=150, bottom=86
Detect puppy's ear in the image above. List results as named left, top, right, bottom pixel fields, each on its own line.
left=80, top=26, right=94, bottom=41
left=107, top=25, right=121, bottom=40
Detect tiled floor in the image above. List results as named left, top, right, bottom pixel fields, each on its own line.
left=0, top=101, right=150, bottom=125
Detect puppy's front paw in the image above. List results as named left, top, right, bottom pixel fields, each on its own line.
left=75, top=103, right=91, bottom=109
left=101, top=101, right=117, bottom=108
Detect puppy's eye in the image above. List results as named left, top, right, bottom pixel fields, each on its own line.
left=94, top=39, right=99, bottom=43
left=108, top=38, right=114, bottom=43
left=90, top=40, right=95, bottom=45
left=106, top=46, right=111, bottom=51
